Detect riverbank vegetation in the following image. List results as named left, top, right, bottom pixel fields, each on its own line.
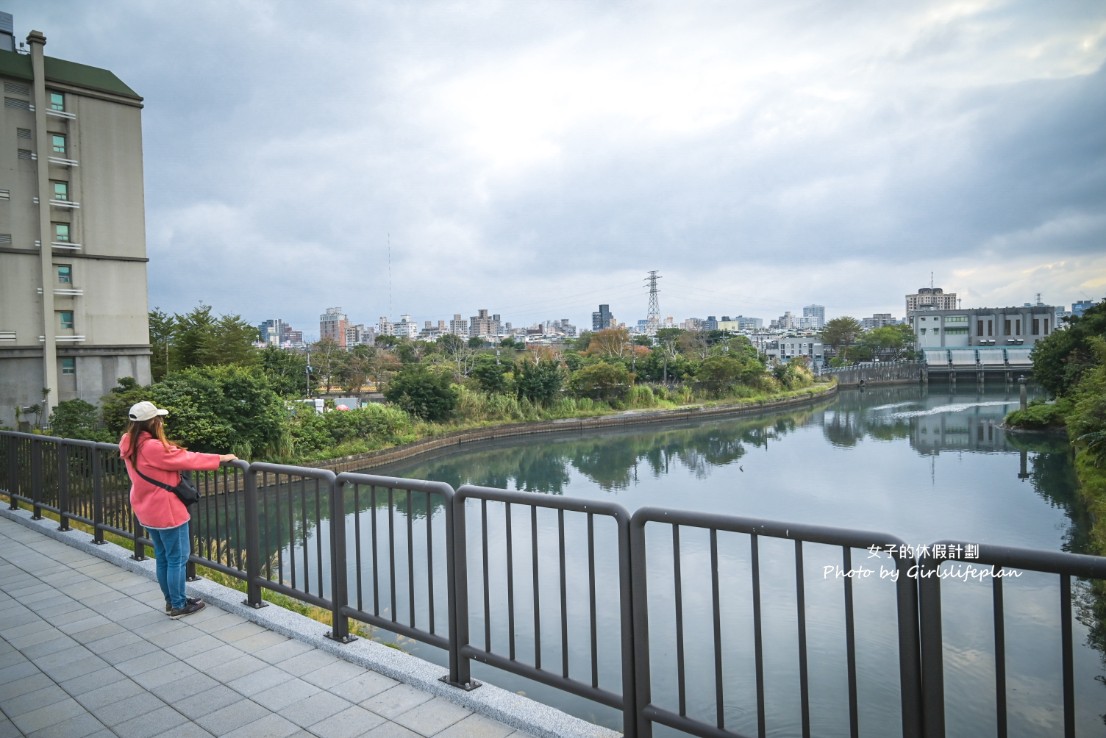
left=1007, top=300, right=1106, bottom=551
left=39, top=306, right=826, bottom=465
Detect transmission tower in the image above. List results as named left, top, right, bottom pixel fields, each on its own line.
left=645, top=270, right=661, bottom=334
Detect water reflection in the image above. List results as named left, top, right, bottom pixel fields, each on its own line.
left=193, top=384, right=1104, bottom=735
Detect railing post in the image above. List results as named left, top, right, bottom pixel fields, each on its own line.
left=629, top=514, right=652, bottom=738
left=326, top=475, right=352, bottom=642
left=132, top=513, right=147, bottom=561
left=918, top=553, right=945, bottom=738
left=185, top=516, right=199, bottom=580
left=91, top=447, right=106, bottom=544
left=56, top=441, right=70, bottom=531
left=30, top=437, right=43, bottom=520
left=445, top=491, right=475, bottom=688
left=5, top=434, right=17, bottom=509
left=243, top=464, right=265, bottom=608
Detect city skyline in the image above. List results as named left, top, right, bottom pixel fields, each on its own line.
left=3, top=1, right=1103, bottom=336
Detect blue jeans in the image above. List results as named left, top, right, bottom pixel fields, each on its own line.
left=147, top=523, right=190, bottom=609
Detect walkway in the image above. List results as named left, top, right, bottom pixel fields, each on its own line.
left=0, top=512, right=606, bottom=738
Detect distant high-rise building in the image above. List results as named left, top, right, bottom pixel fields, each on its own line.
left=906, top=287, right=958, bottom=315
left=1072, top=300, right=1095, bottom=318
left=802, top=304, right=825, bottom=329
left=592, top=304, right=613, bottom=331
left=469, top=308, right=500, bottom=338
left=861, top=314, right=896, bottom=330
left=320, top=307, right=348, bottom=347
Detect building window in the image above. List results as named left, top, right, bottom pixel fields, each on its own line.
left=1032, top=319, right=1039, bottom=336
left=58, top=311, right=74, bottom=330
left=57, top=264, right=72, bottom=284
left=1004, top=319, right=1011, bottom=335
left=51, top=134, right=66, bottom=155
left=53, top=223, right=71, bottom=242
left=60, top=357, right=76, bottom=375
left=52, top=181, right=69, bottom=201
left=17, top=127, right=30, bottom=139
left=49, top=91, right=64, bottom=112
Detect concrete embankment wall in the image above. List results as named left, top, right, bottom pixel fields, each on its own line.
left=311, top=384, right=838, bottom=475
left=827, top=362, right=922, bottom=388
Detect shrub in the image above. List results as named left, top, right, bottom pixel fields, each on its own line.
left=1006, top=400, right=1068, bottom=430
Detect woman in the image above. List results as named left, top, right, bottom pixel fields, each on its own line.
left=120, top=401, right=237, bottom=618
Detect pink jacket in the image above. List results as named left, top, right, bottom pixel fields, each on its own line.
left=120, top=432, right=222, bottom=529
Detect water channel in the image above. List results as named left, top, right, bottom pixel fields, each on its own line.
left=242, top=383, right=1106, bottom=736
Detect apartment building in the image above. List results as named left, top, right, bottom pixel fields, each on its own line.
left=0, top=15, right=149, bottom=427
left=319, top=307, right=348, bottom=348
left=906, top=287, right=958, bottom=315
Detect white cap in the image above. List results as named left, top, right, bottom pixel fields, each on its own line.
left=128, top=401, right=168, bottom=422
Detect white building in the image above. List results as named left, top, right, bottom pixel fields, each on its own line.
left=1, top=16, right=149, bottom=426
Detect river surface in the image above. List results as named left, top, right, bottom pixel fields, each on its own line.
left=357, top=383, right=1105, bottom=736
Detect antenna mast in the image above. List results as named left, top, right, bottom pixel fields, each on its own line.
left=645, top=270, right=661, bottom=334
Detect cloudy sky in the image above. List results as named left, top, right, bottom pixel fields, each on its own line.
left=8, top=0, right=1105, bottom=338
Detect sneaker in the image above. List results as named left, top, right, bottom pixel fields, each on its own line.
left=168, top=600, right=206, bottom=619
left=165, top=597, right=202, bottom=613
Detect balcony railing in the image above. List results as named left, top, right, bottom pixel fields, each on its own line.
left=3, top=430, right=1104, bottom=738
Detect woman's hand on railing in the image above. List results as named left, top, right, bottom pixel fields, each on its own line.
left=219, top=454, right=237, bottom=463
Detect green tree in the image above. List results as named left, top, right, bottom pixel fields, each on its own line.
left=570, top=362, right=633, bottom=404
left=471, top=354, right=509, bottom=394
left=514, top=354, right=565, bottom=406
left=696, top=356, right=749, bottom=397
left=259, top=346, right=310, bottom=397
left=48, top=399, right=110, bottom=441
left=822, top=317, right=863, bottom=364
left=309, top=338, right=346, bottom=394
left=148, top=308, right=175, bottom=382
left=1031, top=301, right=1106, bottom=398
left=168, top=304, right=259, bottom=371
left=384, top=366, right=458, bottom=421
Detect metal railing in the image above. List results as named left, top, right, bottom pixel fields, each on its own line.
left=3, top=430, right=1104, bottom=737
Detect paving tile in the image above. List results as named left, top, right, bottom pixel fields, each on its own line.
left=226, top=663, right=295, bottom=697
left=0, top=670, right=52, bottom=702
left=2, top=684, right=70, bottom=718
left=24, top=711, right=107, bottom=738
left=38, top=652, right=111, bottom=683
left=360, top=722, right=421, bottom=737
left=19, top=633, right=79, bottom=659
left=220, top=712, right=301, bottom=738
left=172, top=684, right=244, bottom=720
left=10, top=696, right=87, bottom=734
left=326, top=669, right=398, bottom=703
left=98, top=639, right=160, bottom=666
left=58, top=665, right=128, bottom=697
left=91, top=691, right=168, bottom=727
left=114, top=647, right=178, bottom=676
left=110, top=704, right=188, bottom=738
left=266, top=647, right=341, bottom=676
left=305, top=704, right=387, bottom=738
left=134, top=658, right=201, bottom=689
left=301, top=658, right=376, bottom=689
left=181, top=642, right=247, bottom=671
left=194, top=699, right=271, bottom=735
left=276, top=689, right=352, bottom=728
left=206, top=653, right=267, bottom=682
left=75, top=677, right=146, bottom=710
left=250, top=675, right=322, bottom=711
left=250, top=636, right=315, bottom=665
left=434, top=713, right=519, bottom=738
left=391, top=695, right=471, bottom=735
left=149, top=672, right=220, bottom=702
left=0, top=659, right=40, bottom=686
left=359, top=683, right=434, bottom=719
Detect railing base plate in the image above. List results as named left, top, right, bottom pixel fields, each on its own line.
left=242, top=599, right=269, bottom=609
left=440, top=676, right=482, bottom=691
left=325, top=632, right=357, bottom=644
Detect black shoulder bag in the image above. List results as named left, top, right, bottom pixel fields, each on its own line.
left=133, top=465, right=201, bottom=507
